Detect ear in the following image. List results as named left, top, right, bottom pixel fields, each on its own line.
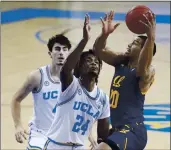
left=48, top=51, right=52, bottom=58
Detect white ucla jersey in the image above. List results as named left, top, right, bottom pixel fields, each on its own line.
left=29, top=65, right=61, bottom=134
left=47, top=76, right=110, bottom=145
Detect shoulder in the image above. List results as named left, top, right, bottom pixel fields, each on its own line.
left=27, top=69, right=41, bottom=87
left=99, top=89, right=109, bottom=103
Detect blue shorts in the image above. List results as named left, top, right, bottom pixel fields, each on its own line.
left=104, top=122, right=147, bottom=150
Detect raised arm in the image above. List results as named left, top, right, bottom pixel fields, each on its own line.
left=93, top=11, right=129, bottom=67
left=136, top=12, right=156, bottom=92
left=60, top=14, right=91, bottom=91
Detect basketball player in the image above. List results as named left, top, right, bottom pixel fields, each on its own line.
left=43, top=14, right=110, bottom=150
left=92, top=11, right=156, bottom=150
left=11, top=34, right=71, bottom=149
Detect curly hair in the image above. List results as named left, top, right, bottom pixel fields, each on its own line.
left=73, top=49, right=102, bottom=84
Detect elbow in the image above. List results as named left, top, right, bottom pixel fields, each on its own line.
left=11, top=96, right=21, bottom=108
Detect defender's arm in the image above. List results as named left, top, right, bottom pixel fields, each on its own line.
left=60, top=15, right=90, bottom=91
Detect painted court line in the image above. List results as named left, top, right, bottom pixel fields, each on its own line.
left=1, top=8, right=170, bottom=24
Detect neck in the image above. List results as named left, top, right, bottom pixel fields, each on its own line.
left=80, top=75, right=96, bottom=92
left=128, top=59, right=138, bottom=69
left=50, top=63, right=62, bottom=77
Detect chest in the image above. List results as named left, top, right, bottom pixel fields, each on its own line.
left=57, top=88, right=104, bottom=120
left=33, top=81, right=61, bottom=102
left=111, top=67, right=137, bottom=89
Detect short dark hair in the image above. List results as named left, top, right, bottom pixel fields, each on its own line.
left=47, top=34, right=71, bottom=52
left=73, top=50, right=102, bottom=84
left=138, top=35, right=156, bottom=56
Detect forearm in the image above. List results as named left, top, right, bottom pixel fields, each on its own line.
left=63, top=38, right=88, bottom=72
left=93, top=34, right=108, bottom=56
left=11, top=99, right=22, bottom=127
left=138, top=37, right=154, bottom=75
left=97, top=119, right=109, bottom=141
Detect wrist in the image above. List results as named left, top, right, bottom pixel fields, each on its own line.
left=147, top=35, right=155, bottom=41
left=100, top=33, right=109, bottom=39
left=82, top=37, right=89, bottom=42
left=15, top=123, right=22, bottom=128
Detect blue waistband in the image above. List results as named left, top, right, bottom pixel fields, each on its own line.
left=48, top=138, right=83, bottom=147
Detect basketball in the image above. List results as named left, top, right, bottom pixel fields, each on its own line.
left=125, top=5, right=153, bottom=34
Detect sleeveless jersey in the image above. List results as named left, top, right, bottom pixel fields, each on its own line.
left=47, top=76, right=110, bottom=145
left=109, top=65, right=145, bottom=127
left=29, top=65, right=61, bottom=134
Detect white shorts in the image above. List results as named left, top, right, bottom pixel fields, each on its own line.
left=43, top=139, right=86, bottom=150
left=27, top=129, right=48, bottom=150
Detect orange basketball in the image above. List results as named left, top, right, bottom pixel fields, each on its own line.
left=125, top=5, right=153, bottom=34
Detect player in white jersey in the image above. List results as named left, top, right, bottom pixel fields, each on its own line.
left=11, top=34, right=71, bottom=149
left=44, top=14, right=110, bottom=150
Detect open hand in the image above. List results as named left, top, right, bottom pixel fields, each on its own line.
left=83, top=14, right=91, bottom=41
left=139, top=11, right=156, bottom=40
left=100, top=11, right=120, bottom=36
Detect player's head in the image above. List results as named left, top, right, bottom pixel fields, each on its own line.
left=47, top=34, right=71, bottom=66
left=74, top=50, right=102, bottom=84
left=127, top=35, right=156, bottom=60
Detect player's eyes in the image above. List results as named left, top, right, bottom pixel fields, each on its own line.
left=86, top=59, right=91, bottom=62
left=63, top=47, right=68, bottom=51
left=55, top=47, right=60, bottom=51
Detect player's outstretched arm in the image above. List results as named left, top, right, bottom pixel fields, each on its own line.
left=11, top=70, right=40, bottom=143
left=93, top=11, right=128, bottom=67
left=136, top=12, right=156, bottom=92
left=60, top=14, right=90, bottom=91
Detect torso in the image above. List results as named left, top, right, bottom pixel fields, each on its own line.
left=29, top=65, right=61, bottom=134
left=109, top=65, right=145, bottom=127
left=47, top=76, right=109, bottom=145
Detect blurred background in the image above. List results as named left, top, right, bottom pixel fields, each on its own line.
left=1, top=1, right=170, bottom=149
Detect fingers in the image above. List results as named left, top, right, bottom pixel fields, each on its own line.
left=84, top=14, right=91, bottom=32
left=113, top=23, right=120, bottom=30
left=15, top=133, right=24, bottom=143
left=24, top=129, right=29, bottom=135
left=100, top=17, right=105, bottom=26
left=84, top=14, right=90, bottom=25
left=151, top=12, right=156, bottom=26
left=139, top=20, right=149, bottom=28
left=109, top=10, right=114, bottom=21
left=21, top=131, right=27, bottom=140
left=104, top=13, right=108, bottom=21
left=142, top=11, right=156, bottom=27
left=15, top=131, right=28, bottom=143
left=143, top=13, right=151, bottom=27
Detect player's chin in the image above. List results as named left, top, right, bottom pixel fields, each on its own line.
left=88, top=71, right=99, bottom=76
left=56, top=62, right=64, bottom=66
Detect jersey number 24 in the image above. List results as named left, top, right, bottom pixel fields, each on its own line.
left=72, top=115, right=90, bottom=135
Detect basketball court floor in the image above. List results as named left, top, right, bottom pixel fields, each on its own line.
left=1, top=2, right=170, bottom=149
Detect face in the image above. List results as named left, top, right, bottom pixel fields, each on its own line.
left=49, top=43, right=69, bottom=66
left=80, top=54, right=100, bottom=76
left=126, top=37, right=144, bottom=59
